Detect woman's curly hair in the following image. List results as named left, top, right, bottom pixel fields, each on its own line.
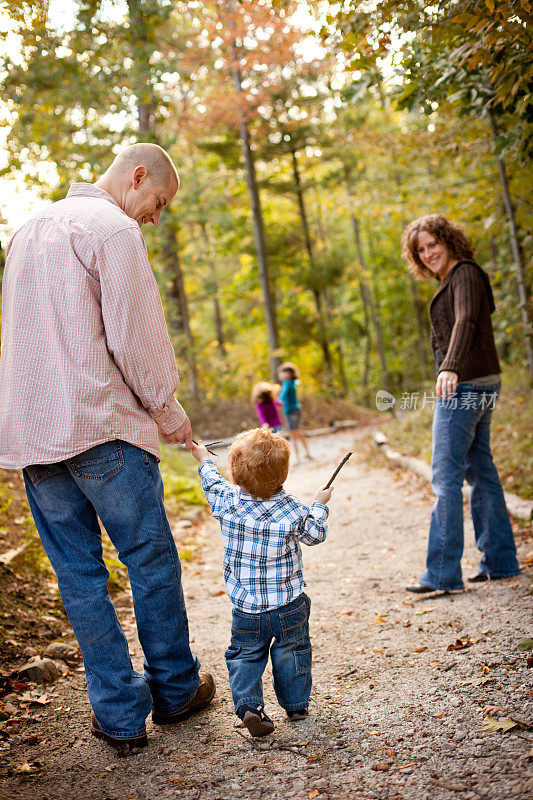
left=401, top=214, right=475, bottom=280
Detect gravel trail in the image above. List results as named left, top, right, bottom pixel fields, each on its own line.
left=1, top=430, right=531, bottom=800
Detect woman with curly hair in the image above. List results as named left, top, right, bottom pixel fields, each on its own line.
left=401, top=214, right=519, bottom=593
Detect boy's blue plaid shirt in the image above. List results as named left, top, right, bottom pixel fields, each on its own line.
left=198, top=459, right=328, bottom=613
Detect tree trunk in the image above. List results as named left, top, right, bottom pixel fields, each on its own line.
left=336, top=341, right=349, bottom=397
left=362, top=297, right=371, bottom=390
left=350, top=212, right=391, bottom=394
left=127, top=0, right=199, bottom=400
left=489, top=110, right=533, bottom=378
left=200, top=222, right=227, bottom=357
left=367, top=212, right=429, bottom=376
left=228, top=11, right=280, bottom=380
left=162, top=214, right=199, bottom=401
left=290, top=147, right=332, bottom=370
left=408, top=274, right=431, bottom=376
left=374, top=81, right=430, bottom=377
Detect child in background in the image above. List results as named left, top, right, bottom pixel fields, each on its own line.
left=278, top=362, right=312, bottom=462
left=252, top=381, right=283, bottom=433
left=190, top=428, right=333, bottom=737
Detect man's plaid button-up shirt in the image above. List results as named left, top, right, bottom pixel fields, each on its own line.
left=199, top=459, right=328, bottom=613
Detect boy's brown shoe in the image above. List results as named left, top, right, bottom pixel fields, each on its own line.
left=152, top=670, right=216, bottom=725
left=90, top=712, right=148, bottom=756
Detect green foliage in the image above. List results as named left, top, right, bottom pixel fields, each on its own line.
left=159, top=444, right=208, bottom=507
left=103, top=554, right=127, bottom=596
left=0, top=0, right=531, bottom=404
left=0, top=485, right=12, bottom=519
left=21, top=515, right=50, bottom=574
left=160, top=470, right=206, bottom=507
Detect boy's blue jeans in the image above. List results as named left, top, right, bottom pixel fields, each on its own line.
left=23, top=440, right=200, bottom=738
left=420, top=383, right=519, bottom=591
left=225, top=593, right=312, bottom=715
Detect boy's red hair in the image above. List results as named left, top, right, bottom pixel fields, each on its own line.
left=228, top=428, right=290, bottom=500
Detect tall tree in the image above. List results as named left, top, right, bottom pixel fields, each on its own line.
left=320, top=0, right=533, bottom=377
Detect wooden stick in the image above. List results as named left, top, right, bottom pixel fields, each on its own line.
left=324, top=452, right=352, bottom=488
left=192, top=439, right=219, bottom=457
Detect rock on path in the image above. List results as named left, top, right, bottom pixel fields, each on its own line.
left=1, top=430, right=531, bottom=800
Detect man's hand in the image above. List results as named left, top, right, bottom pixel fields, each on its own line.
left=436, top=370, right=458, bottom=400
left=159, top=416, right=193, bottom=448
left=314, top=486, right=334, bottom=504
left=189, top=440, right=211, bottom=463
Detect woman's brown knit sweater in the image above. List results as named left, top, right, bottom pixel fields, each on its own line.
left=429, top=260, right=501, bottom=381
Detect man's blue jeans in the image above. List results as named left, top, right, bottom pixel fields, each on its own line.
left=420, top=383, right=520, bottom=591
left=225, top=593, right=312, bottom=715
left=23, top=440, right=200, bottom=738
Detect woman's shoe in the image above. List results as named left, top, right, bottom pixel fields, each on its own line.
left=467, top=573, right=490, bottom=583
left=405, top=583, right=434, bottom=593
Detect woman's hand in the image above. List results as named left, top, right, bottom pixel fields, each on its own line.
left=436, top=370, right=458, bottom=400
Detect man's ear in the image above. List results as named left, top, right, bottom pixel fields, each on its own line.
left=133, top=165, right=147, bottom=188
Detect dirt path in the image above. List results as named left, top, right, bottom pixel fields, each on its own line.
left=1, top=430, right=532, bottom=800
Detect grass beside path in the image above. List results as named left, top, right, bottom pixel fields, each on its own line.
left=376, top=366, right=533, bottom=500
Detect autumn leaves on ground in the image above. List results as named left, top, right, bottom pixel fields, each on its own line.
left=0, top=428, right=532, bottom=800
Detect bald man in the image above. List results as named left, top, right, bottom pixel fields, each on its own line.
left=0, top=144, right=214, bottom=754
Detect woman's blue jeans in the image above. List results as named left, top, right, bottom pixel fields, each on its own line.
left=23, top=440, right=200, bottom=738
left=225, top=593, right=312, bottom=715
left=420, top=383, right=519, bottom=591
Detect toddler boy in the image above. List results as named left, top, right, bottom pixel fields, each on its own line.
left=190, top=428, right=333, bottom=737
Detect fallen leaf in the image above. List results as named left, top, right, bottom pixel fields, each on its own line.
left=214, top=590, right=225, bottom=597
left=19, top=693, right=51, bottom=705
left=307, top=755, right=323, bottom=762
left=482, top=716, right=519, bottom=733
left=447, top=637, right=478, bottom=651
left=430, top=712, right=448, bottom=718
left=414, top=608, right=435, bottom=615
left=460, top=676, right=494, bottom=687
left=309, top=791, right=319, bottom=799
left=398, top=762, right=417, bottom=769
left=429, top=660, right=442, bottom=667
left=15, top=761, right=34, bottom=774
left=403, top=621, right=411, bottom=628
left=517, top=638, right=533, bottom=652
left=373, top=650, right=383, bottom=654
left=414, top=647, right=428, bottom=653
left=371, top=764, right=390, bottom=771
left=167, top=776, right=183, bottom=783
left=374, top=617, right=387, bottom=624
